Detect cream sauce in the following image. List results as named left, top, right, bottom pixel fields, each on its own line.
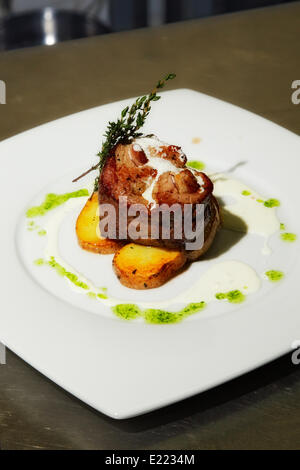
left=31, top=169, right=281, bottom=313
left=212, top=173, right=280, bottom=238
left=135, top=136, right=204, bottom=207
left=174, top=260, right=261, bottom=304
left=44, top=197, right=114, bottom=305
left=38, top=191, right=262, bottom=310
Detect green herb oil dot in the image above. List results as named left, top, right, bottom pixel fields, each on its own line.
left=265, top=270, right=284, bottom=282
left=280, top=232, right=297, bottom=242
left=216, top=290, right=246, bottom=304
left=37, top=229, right=47, bottom=236
left=187, top=160, right=205, bottom=171
left=87, top=292, right=97, bottom=300
left=264, top=198, right=280, bottom=208
left=26, top=189, right=89, bottom=218
left=111, top=301, right=206, bottom=324
left=112, top=304, right=142, bottom=320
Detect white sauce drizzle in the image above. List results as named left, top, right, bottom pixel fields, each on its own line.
left=27, top=149, right=281, bottom=314
left=211, top=173, right=280, bottom=255
left=118, top=260, right=261, bottom=309
left=174, top=260, right=261, bottom=304
left=135, top=136, right=204, bottom=208
left=38, top=173, right=270, bottom=311
left=43, top=197, right=113, bottom=305
left=43, top=201, right=261, bottom=309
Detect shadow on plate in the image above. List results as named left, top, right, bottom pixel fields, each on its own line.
left=202, top=214, right=247, bottom=261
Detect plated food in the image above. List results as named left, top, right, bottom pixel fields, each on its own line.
left=76, top=192, right=124, bottom=254
left=11, top=86, right=300, bottom=417
left=23, top=79, right=297, bottom=325
left=76, top=135, right=221, bottom=289
left=74, top=74, right=221, bottom=290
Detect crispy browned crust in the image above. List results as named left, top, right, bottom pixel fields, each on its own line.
left=113, top=243, right=187, bottom=290
left=185, top=197, right=221, bottom=261
left=99, top=143, right=220, bottom=255
left=77, top=238, right=124, bottom=255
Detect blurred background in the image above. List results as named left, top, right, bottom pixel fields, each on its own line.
left=0, top=0, right=297, bottom=51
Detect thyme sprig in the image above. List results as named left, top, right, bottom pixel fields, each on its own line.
left=72, top=73, right=176, bottom=187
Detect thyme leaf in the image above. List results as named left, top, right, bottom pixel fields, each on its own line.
left=72, top=73, right=176, bottom=187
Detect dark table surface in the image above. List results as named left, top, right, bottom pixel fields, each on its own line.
left=0, top=2, right=300, bottom=450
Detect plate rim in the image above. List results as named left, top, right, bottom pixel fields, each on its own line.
left=1, top=88, right=299, bottom=419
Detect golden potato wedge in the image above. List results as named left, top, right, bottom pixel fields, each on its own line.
left=76, top=192, right=124, bottom=254
left=113, top=243, right=187, bottom=289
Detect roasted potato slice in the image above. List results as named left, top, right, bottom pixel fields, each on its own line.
left=76, top=192, right=124, bottom=254
left=113, top=243, right=187, bottom=289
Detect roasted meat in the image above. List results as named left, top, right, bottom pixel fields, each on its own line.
left=99, top=136, right=220, bottom=259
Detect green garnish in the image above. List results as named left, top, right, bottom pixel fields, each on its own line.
left=34, top=258, right=44, bottom=266
left=35, top=261, right=107, bottom=299
left=26, top=189, right=89, bottom=218
left=35, top=256, right=89, bottom=290
left=180, top=302, right=206, bottom=316
left=265, top=270, right=284, bottom=282
left=37, top=229, right=47, bottom=236
left=242, top=190, right=251, bottom=196
left=97, top=293, right=108, bottom=299
left=87, top=291, right=108, bottom=300
left=34, top=257, right=206, bottom=324
left=113, top=304, right=142, bottom=321
left=216, top=290, right=246, bottom=304
left=112, top=301, right=206, bottom=324
left=187, top=160, right=205, bottom=171
left=87, top=292, right=97, bottom=299
left=264, top=198, right=280, bottom=208
left=144, top=302, right=206, bottom=324
left=72, top=73, right=176, bottom=189
left=280, top=223, right=285, bottom=231
left=144, top=309, right=182, bottom=324
left=280, top=232, right=297, bottom=242
left=34, top=253, right=207, bottom=324
left=48, top=257, right=89, bottom=289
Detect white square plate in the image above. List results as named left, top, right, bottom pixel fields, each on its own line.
left=1, top=89, right=299, bottom=419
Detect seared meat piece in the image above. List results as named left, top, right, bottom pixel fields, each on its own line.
left=152, top=169, right=213, bottom=205
left=99, top=136, right=220, bottom=258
